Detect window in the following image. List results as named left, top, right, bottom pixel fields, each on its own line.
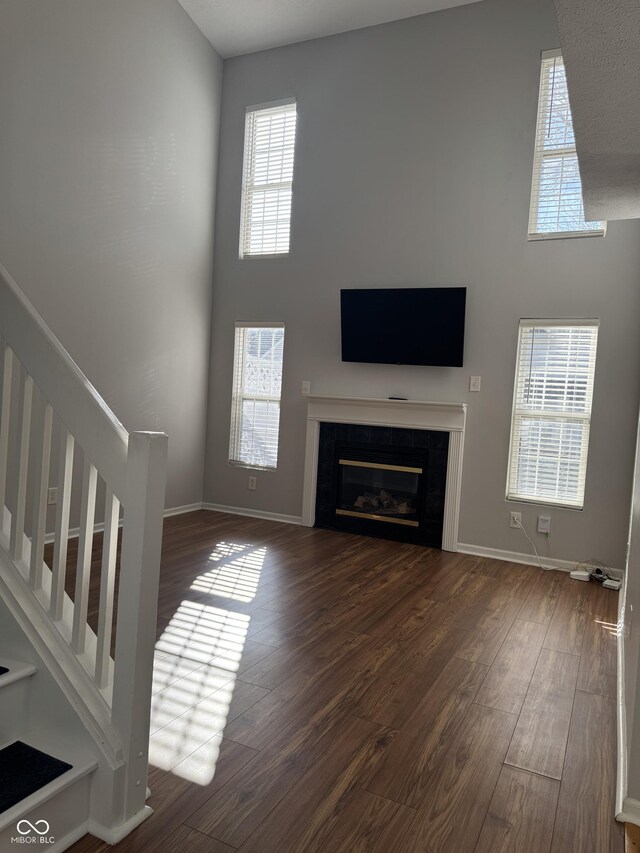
left=528, top=51, right=605, bottom=239
left=239, top=99, right=297, bottom=258
left=507, top=320, right=599, bottom=509
left=229, top=324, right=285, bottom=469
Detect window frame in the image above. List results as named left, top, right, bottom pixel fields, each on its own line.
left=238, top=98, right=297, bottom=260
left=506, top=318, right=599, bottom=511
left=528, top=49, right=606, bottom=241
left=229, top=321, right=285, bottom=471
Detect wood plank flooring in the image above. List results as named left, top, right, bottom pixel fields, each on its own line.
left=63, top=510, right=622, bottom=852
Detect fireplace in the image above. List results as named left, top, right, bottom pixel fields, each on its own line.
left=337, top=452, right=422, bottom=528
left=301, top=396, right=467, bottom=552
left=315, top=424, right=448, bottom=547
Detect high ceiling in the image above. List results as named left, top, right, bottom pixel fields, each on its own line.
left=178, top=0, right=484, bottom=58
left=554, top=0, right=640, bottom=221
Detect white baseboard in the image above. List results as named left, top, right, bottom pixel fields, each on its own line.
left=44, top=503, right=205, bottom=544
left=617, top=798, right=640, bottom=827
left=44, top=522, right=105, bottom=546
left=163, top=502, right=204, bottom=518
left=458, top=542, right=623, bottom=577
left=42, top=505, right=622, bottom=579
left=202, top=502, right=301, bottom=526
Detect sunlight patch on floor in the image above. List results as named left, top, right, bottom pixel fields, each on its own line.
left=594, top=618, right=617, bottom=637
left=171, top=731, right=224, bottom=786
left=155, top=599, right=250, bottom=664
left=149, top=681, right=236, bottom=783
left=149, top=598, right=251, bottom=784
left=190, top=542, right=266, bottom=602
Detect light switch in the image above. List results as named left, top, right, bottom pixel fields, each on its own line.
left=469, top=376, right=481, bottom=392
left=302, top=380, right=311, bottom=396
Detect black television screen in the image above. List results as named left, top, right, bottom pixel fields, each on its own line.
left=340, top=287, right=467, bottom=367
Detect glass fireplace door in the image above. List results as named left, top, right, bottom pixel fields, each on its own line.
left=335, top=459, right=422, bottom=527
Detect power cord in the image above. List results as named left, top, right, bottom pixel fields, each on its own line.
left=576, top=558, right=610, bottom=578
left=514, top=517, right=549, bottom=571
left=570, top=558, right=621, bottom=589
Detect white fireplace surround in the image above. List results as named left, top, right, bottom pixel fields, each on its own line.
left=301, top=396, right=467, bottom=551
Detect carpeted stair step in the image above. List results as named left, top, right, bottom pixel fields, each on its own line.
left=0, top=734, right=97, bottom=845
left=0, top=741, right=72, bottom=813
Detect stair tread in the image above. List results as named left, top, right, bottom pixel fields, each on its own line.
left=0, top=741, right=72, bottom=813
left=0, top=657, right=37, bottom=688
left=0, top=734, right=97, bottom=829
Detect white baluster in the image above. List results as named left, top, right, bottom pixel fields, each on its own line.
left=10, top=371, right=33, bottom=561
left=0, top=344, right=13, bottom=524
left=51, top=430, right=74, bottom=621
left=1, top=264, right=172, bottom=824
left=30, top=403, right=53, bottom=591
left=71, top=459, right=97, bottom=654
left=95, top=490, right=120, bottom=689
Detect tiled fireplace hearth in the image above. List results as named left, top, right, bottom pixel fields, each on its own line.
left=301, top=397, right=466, bottom=551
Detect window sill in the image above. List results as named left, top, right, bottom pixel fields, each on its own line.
left=229, top=461, right=277, bottom=472
left=527, top=229, right=606, bottom=242
left=506, top=496, right=583, bottom=511
left=239, top=252, right=290, bottom=260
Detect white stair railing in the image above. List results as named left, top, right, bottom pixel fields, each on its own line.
left=0, top=261, right=167, bottom=834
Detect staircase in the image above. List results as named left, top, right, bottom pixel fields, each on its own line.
left=0, top=655, right=97, bottom=848
left=0, top=262, right=168, bottom=848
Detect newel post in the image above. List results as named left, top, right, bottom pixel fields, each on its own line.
left=111, top=431, right=167, bottom=824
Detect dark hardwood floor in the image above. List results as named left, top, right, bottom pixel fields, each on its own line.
left=64, top=510, right=622, bottom=853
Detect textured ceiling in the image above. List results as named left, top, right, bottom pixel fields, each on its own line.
left=554, top=0, right=640, bottom=221
left=178, top=0, right=484, bottom=58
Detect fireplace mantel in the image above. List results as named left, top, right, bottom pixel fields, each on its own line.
left=301, top=396, right=466, bottom=551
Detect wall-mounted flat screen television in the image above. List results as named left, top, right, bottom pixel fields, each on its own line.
left=340, top=287, right=467, bottom=367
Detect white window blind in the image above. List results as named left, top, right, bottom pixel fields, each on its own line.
left=239, top=99, right=297, bottom=258
left=229, top=324, right=285, bottom=469
left=507, top=320, right=599, bottom=509
left=528, top=51, right=605, bottom=240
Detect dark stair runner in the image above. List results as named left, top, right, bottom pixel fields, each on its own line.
left=0, top=741, right=72, bottom=813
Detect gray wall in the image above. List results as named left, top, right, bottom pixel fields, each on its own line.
left=0, top=0, right=222, bottom=509
left=205, top=0, right=640, bottom=567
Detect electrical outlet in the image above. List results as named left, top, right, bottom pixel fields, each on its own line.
left=538, top=515, right=551, bottom=534
left=510, top=511, right=521, bottom=528
left=469, top=376, right=481, bottom=392
left=248, top=476, right=257, bottom=491
left=302, top=380, right=311, bottom=396
left=47, top=487, right=58, bottom=506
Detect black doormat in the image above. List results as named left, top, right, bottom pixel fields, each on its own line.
left=0, top=741, right=72, bottom=813
left=0, top=667, right=8, bottom=676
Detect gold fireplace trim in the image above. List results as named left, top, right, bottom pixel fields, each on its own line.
left=335, top=509, right=420, bottom=527
left=338, top=459, right=423, bottom=475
